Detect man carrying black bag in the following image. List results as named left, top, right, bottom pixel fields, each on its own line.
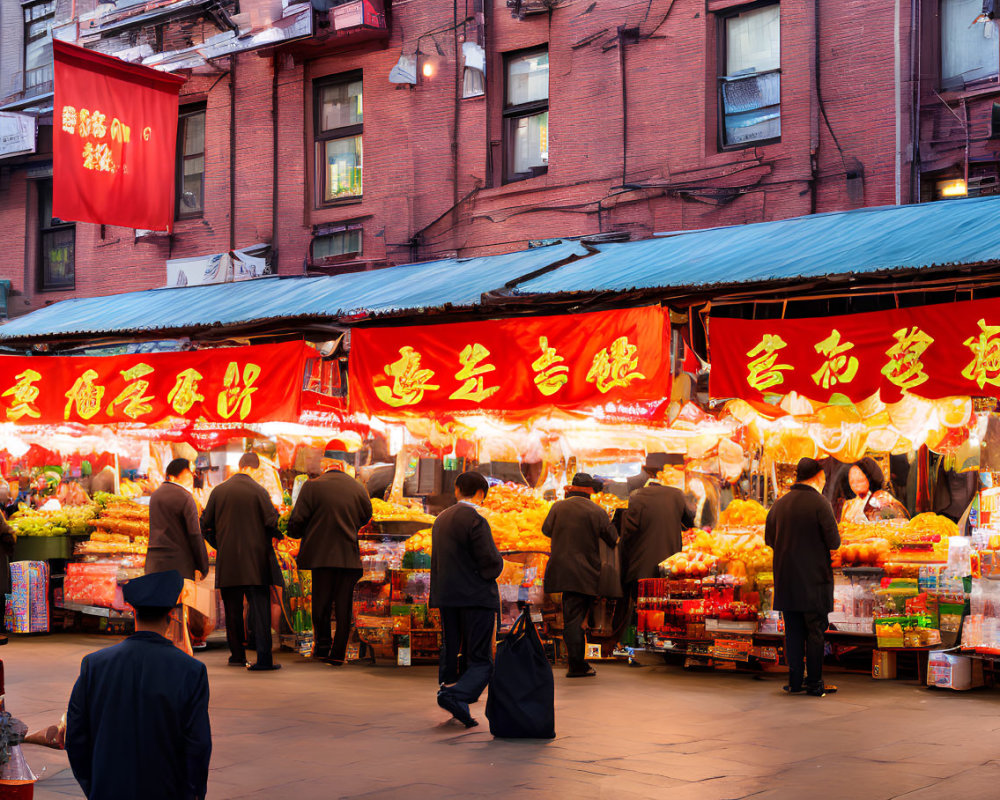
left=430, top=472, right=503, bottom=729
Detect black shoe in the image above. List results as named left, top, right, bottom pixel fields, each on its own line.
left=805, top=683, right=837, bottom=696
left=247, top=663, right=282, bottom=672
left=192, top=642, right=208, bottom=652
left=566, top=666, right=597, bottom=678
left=324, top=658, right=346, bottom=667
left=228, top=657, right=249, bottom=667
left=437, top=692, right=477, bottom=728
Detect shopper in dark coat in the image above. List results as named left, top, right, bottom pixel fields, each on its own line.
left=146, top=459, right=209, bottom=581
left=201, top=452, right=281, bottom=671
left=542, top=473, right=619, bottom=677
left=621, top=454, right=695, bottom=584
left=287, top=461, right=373, bottom=665
left=765, top=457, right=841, bottom=697
left=66, top=570, right=211, bottom=800
left=430, top=471, right=503, bottom=729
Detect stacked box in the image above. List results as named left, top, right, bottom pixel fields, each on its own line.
left=6, top=561, right=50, bottom=633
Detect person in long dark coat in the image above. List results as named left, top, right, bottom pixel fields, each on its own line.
left=146, top=459, right=209, bottom=581
left=66, top=570, right=211, bottom=800
left=0, top=509, right=13, bottom=639
left=287, top=460, right=373, bottom=665
left=200, top=452, right=281, bottom=671
left=764, top=457, right=841, bottom=697
left=621, top=454, right=695, bottom=584
left=430, top=471, right=503, bottom=729
left=542, top=473, right=619, bottom=678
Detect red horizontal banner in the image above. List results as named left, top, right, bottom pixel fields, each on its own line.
left=709, top=297, right=1000, bottom=403
left=348, top=306, right=672, bottom=416
left=0, top=342, right=312, bottom=426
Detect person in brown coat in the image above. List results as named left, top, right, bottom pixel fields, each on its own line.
left=146, top=459, right=209, bottom=582
left=765, top=457, right=841, bottom=697
left=201, top=452, right=282, bottom=672
left=542, top=473, right=619, bottom=678
left=287, top=460, right=373, bottom=665
left=621, top=453, right=694, bottom=585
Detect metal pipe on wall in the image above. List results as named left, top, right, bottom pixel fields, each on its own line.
left=272, top=54, right=280, bottom=271
left=894, top=0, right=902, bottom=205
left=230, top=53, right=237, bottom=252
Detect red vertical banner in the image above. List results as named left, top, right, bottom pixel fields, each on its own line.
left=53, top=40, right=185, bottom=232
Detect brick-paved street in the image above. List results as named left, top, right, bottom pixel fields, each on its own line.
left=7, top=634, right=1000, bottom=799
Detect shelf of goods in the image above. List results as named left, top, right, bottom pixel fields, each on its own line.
left=9, top=505, right=98, bottom=562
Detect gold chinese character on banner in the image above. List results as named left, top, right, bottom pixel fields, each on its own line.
left=168, top=368, right=205, bottom=416
left=77, top=108, right=93, bottom=138
left=586, top=336, right=646, bottom=394
left=82, top=142, right=98, bottom=170
left=2, top=370, right=42, bottom=421
left=745, top=334, right=792, bottom=391
left=450, top=343, right=499, bottom=403
left=882, top=326, right=934, bottom=390
left=811, top=329, right=859, bottom=390
left=374, top=346, right=440, bottom=407
left=110, top=118, right=131, bottom=144
left=106, top=364, right=155, bottom=420
left=91, top=111, right=107, bottom=139
left=217, top=362, right=261, bottom=420
left=962, top=318, right=1000, bottom=389
left=61, top=106, right=77, bottom=135
left=531, top=336, right=569, bottom=396
left=64, top=370, right=105, bottom=421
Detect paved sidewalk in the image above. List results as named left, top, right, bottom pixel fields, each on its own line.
left=5, top=634, right=1000, bottom=799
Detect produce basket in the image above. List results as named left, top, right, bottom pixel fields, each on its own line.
left=13, top=535, right=73, bottom=562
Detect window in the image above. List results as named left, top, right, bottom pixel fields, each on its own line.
left=719, top=4, right=780, bottom=148
left=941, top=0, right=999, bottom=89
left=315, top=73, right=363, bottom=204
left=23, top=1, right=55, bottom=92
left=176, top=106, right=205, bottom=218
left=503, top=49, right=548, bottom=183
left=37, top=179, right=75, bottom=292
left=312, top=226, right=362, bottom=262
left=462, top=42, right=486, bottom=98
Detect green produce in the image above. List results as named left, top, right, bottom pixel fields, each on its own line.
left=9, top=504, right=98, bottom=537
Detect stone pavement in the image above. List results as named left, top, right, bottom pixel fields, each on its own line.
left=6, top=634, right=1000, bottom=799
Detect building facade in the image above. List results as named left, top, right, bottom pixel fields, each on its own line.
left=0, top=0, right=993, bottom=318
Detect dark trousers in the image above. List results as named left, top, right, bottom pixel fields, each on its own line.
left=221, top=585, right=272, bottom=667
left=438, top=606, right=496, bottom=705
left=783, top=611, right=828, bottom=691
left=562, top=591, right=596, bottom=672
left=311, top=567, right=362, bottom=663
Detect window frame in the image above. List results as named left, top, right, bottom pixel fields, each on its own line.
left=311, top=224, right=364, bottom=264
left=502, top=47, right=549, bottom=184
left=36, top=178, right=75, bottom=293
left=939, top=0, right=1000, bottom=91
left=22, top=0, right=56, bottom=92
left=717, top=2, right=781, bottom=152
left=175, top=103, right=206, bottom=220
left=313, top=71, right=364, bottom=207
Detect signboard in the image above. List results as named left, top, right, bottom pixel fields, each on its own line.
left=53, top=39, right=185, bottom=232
left=0, top=341, right=312, bottom=426
left=348, top=306, right=671, bottom=416
left=710, top=297, right=1000, bottom=403
left=0, top=112, right=36, bottom=159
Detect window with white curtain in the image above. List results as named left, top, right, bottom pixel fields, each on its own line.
left=941, top=0, right=999, bottom=89
left=503, top=49, right=549, bottom=183
left=719, top=4, right=781, bottom=148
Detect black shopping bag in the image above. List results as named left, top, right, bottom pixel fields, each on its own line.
left=486, top=608, right=555, bottom=739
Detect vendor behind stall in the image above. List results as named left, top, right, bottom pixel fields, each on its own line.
left=840, top=457, right=908, bottom=523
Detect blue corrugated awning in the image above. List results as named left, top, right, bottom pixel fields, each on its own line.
left=0, top=241, right=589, bottom=341
left=512, top=196, right=1000, bottom=296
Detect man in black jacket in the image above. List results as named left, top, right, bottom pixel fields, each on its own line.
left=201, top=452, right=281, bottom=672
left=66, top=570, right=211, bottom=800
left=542, top=473, right=619, bottom=678
left=765, top=457, right=842, bottom=697
left=430, top=471, right=503, bottom=728
left=287, top=460, right=373, bottom=665
left=146, top=459, right=209, bottom=582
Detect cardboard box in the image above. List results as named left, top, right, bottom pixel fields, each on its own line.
left=872, top=650, right=897, bottom=679
left=927, top=650, right=984, bottom=690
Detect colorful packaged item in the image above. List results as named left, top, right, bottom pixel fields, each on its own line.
left=6, top=560, right=50, bottom=633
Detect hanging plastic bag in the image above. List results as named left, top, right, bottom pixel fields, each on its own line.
left=486, top=607, right=555, bottom=739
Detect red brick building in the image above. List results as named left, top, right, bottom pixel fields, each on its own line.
left=0, top=0, right=995, bottom=318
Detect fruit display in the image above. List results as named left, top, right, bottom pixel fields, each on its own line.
left=689, top=529, right=773, bottom=573
left=718, top=499, right=767, bottom=528
left=903, top=513, right=957, bottom=544
left=76, top=532, right=148, bottom=556
left=91, top=502, right=150, bottom=539
left=404, top=529, right=433, bottom=554
left=660, top=550, right=719, bottom=578
left=55, top=482, right=92, bottom=507
left=832, top=538, right=890, bottom=567
left=9, top=504, right=98, bottom=537
left=593, top=492, right=627, bottom=514
left=479, top=483, right=552, bottom=553
left=371, top=498, right=435, bottom=524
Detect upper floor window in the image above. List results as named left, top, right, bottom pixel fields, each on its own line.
left=941, top=0, right=999, bottom=89
left=37, top=179, right=75, bottom=292
left=719, top=4, right=780, bottom=149
left=504, top=49, right=548, bottom=183
left=176, top=105, right=206, bottom=219
left=23, top=1, right=55, bottom=92
left=315, top=73, right=363, bottom=204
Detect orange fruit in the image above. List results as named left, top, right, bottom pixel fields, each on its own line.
left=937, top=396, right=972, bottom=429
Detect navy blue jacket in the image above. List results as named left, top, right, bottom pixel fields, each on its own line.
left=66, top=631, right=212, bottom=800
left=430, top=502, right=503, bottom=609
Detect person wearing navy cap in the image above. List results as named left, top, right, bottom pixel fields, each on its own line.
left=66, top=570, right=212, bottom=799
